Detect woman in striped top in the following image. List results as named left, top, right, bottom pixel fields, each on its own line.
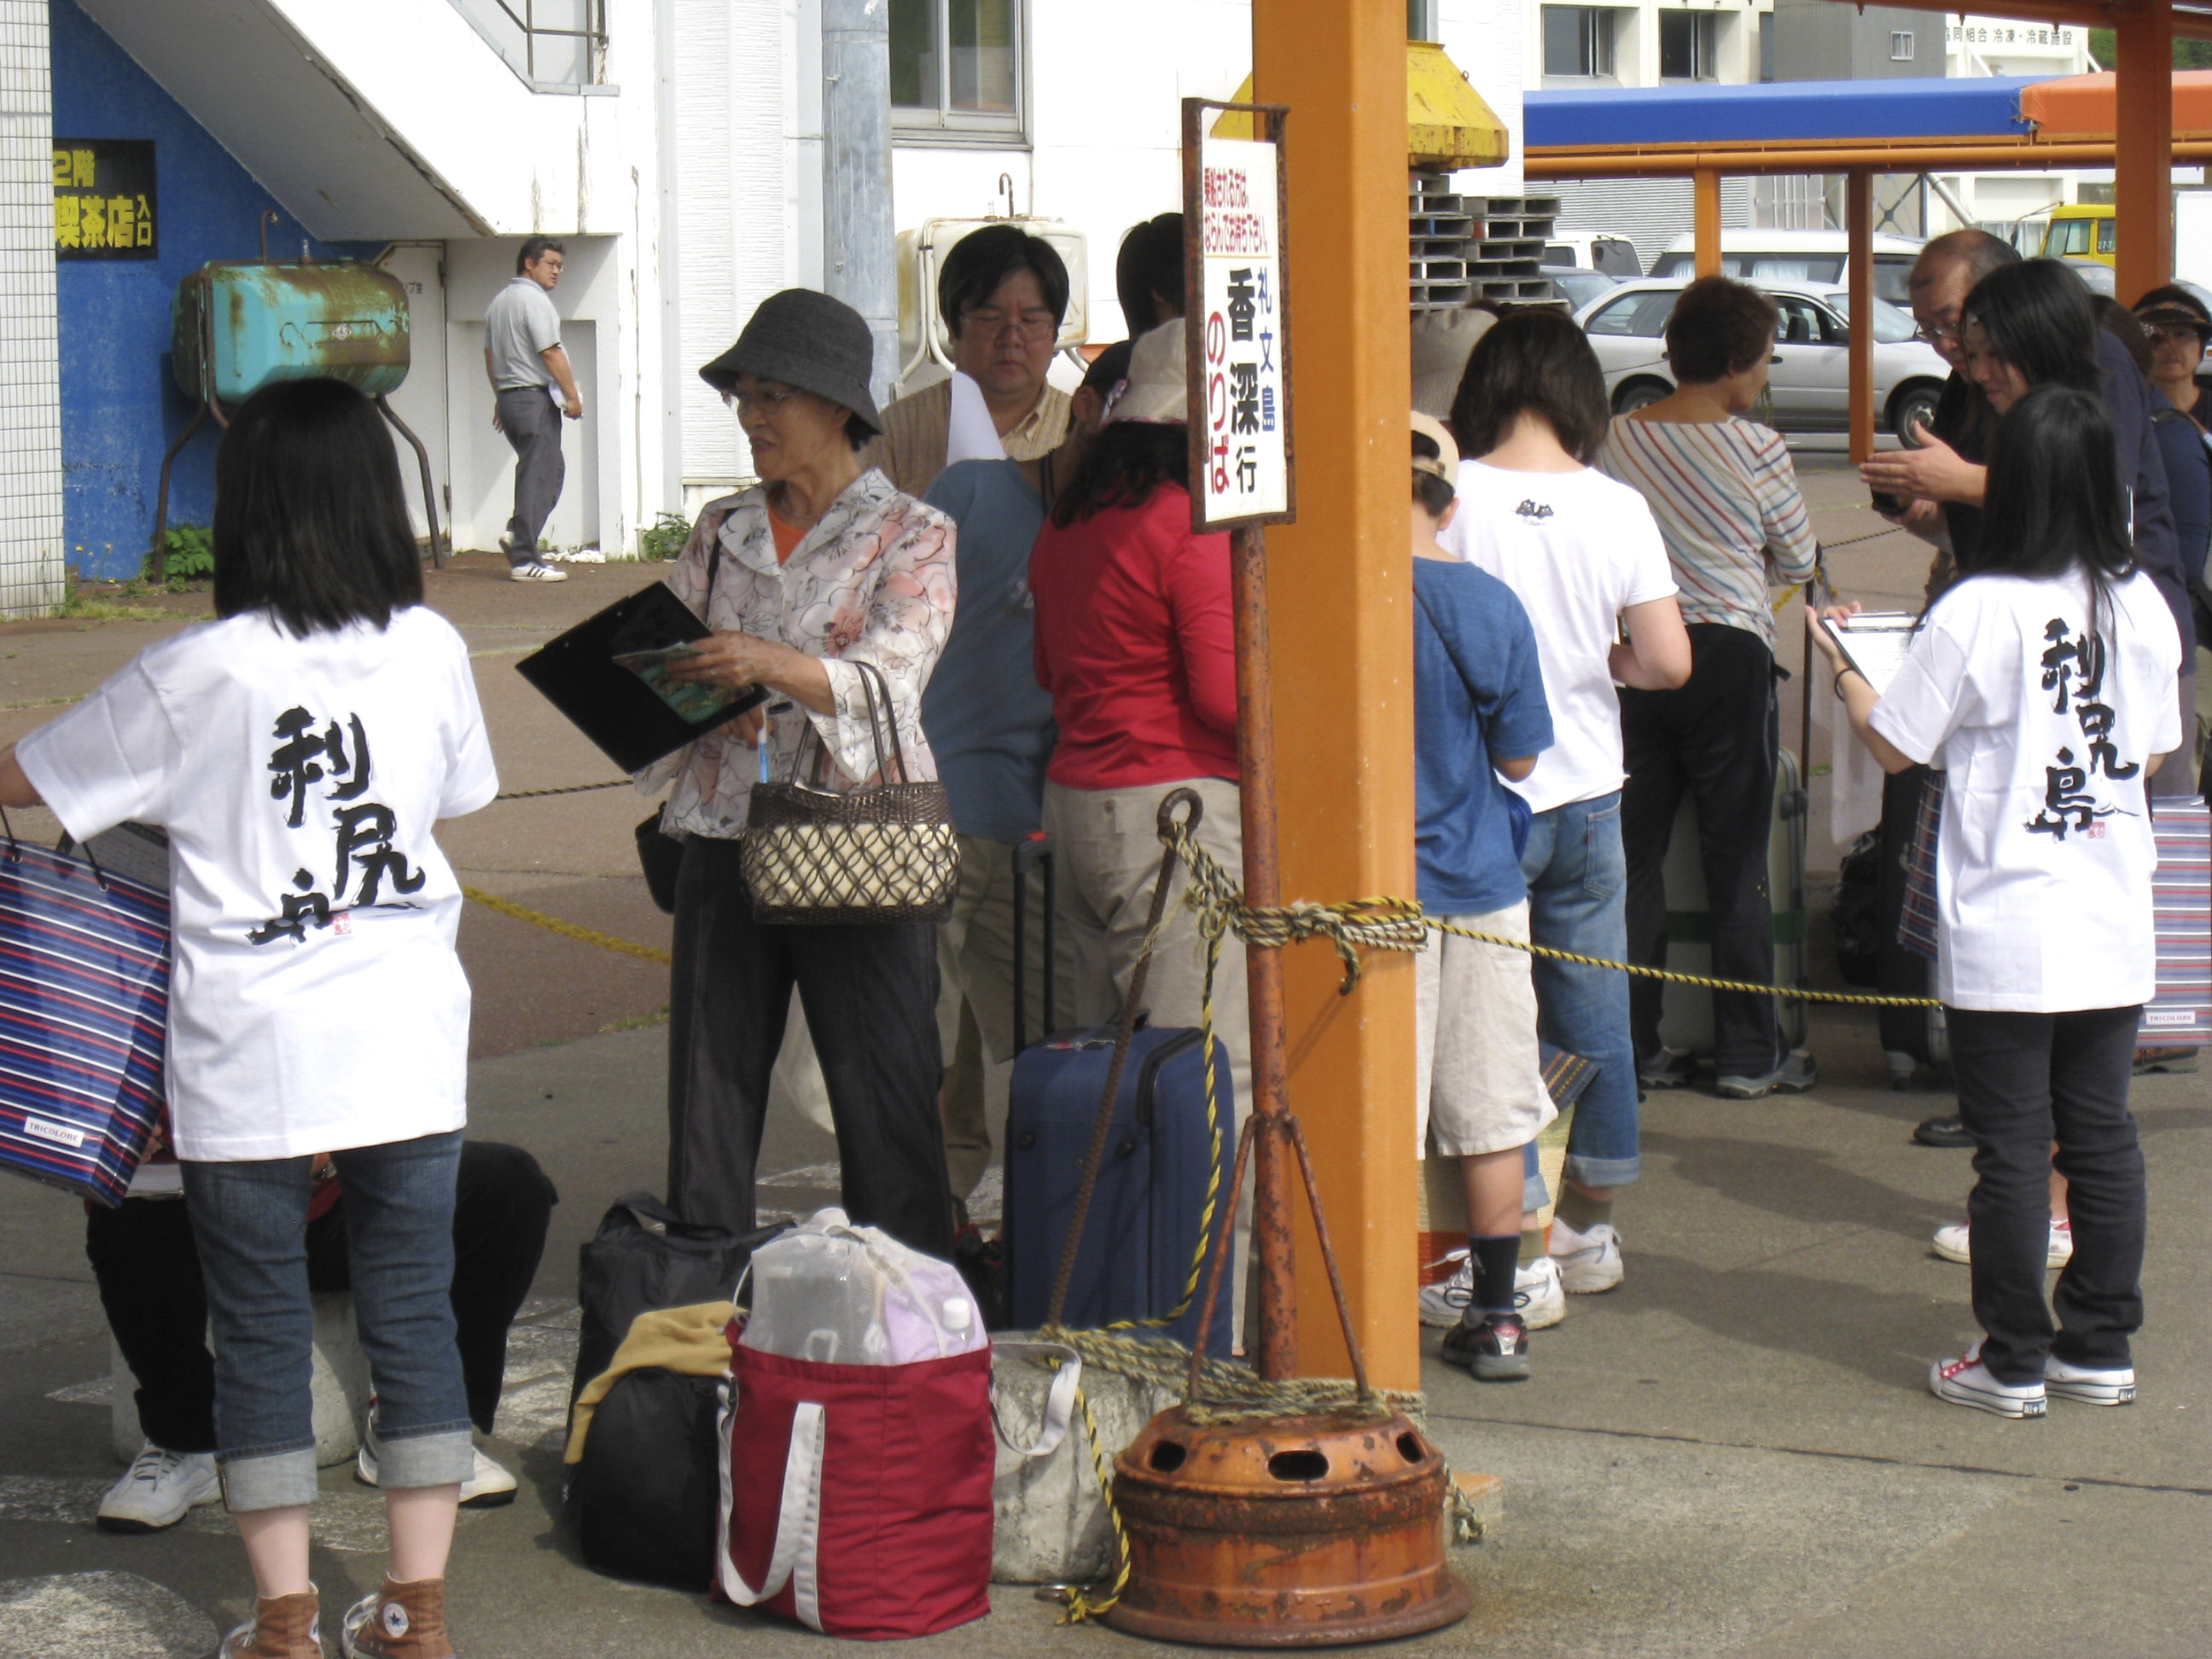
left=1598, top=276, right=1820, bottom=1099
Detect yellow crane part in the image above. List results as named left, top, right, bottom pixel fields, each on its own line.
left=1211, top=42, right=1510, bottom=171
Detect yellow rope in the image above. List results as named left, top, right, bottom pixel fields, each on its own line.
left=1161, top=822, right=1939, bottom=1009
left=460, top=886, right=672, bottom=966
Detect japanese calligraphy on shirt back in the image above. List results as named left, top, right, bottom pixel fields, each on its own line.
left=1183, top=101, right=1293, bottom=530
left=52, top=140, right=156, bottom=261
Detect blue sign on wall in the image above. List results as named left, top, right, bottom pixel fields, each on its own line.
left=52, top=0, right=378, bottom=578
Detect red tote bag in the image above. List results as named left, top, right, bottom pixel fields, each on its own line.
left=715, top=1338, right=994, bottom=1639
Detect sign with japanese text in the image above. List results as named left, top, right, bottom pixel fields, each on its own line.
left=53, top=140, right=157, bottom=262
left=1183, top=101, right=1292, bottom=530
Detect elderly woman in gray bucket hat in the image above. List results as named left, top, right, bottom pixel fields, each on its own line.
left=643, top=288, right=959, bottom=1255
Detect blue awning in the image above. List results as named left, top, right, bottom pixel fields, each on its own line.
left=1525, top=78, right=2046, bottom=149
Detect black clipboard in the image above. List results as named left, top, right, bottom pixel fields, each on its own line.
left=515, top=582, right=766, bottom=773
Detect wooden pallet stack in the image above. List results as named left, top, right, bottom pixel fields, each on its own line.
left=1410, top=172, right=1563, bottom=310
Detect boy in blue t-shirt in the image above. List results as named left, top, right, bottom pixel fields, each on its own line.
left=1409, top=412, right=1557, bottom=1382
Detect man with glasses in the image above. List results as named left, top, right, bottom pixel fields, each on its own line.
left=869, top=224, right=1073, bottom=498
left=1860, top=228, right=2020, bottom=585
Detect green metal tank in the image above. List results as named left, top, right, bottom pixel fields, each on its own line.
left=171, top=260, right=412, bottom=405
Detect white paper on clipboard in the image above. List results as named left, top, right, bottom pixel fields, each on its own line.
left=1823, top=612, right=1918, bottom=696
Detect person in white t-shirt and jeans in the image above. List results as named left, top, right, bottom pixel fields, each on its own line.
left=1, top=379, right=499, bottom=1659
left=1813, top=383, right=2182, bottom=1420
left=1440, top=311, right=1691, bottom=1297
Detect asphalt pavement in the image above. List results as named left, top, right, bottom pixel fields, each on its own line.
left=0, top=469, right=2207, bottom=1656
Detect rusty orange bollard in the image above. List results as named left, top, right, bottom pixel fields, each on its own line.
left=1103, top=1405, right=1469, bottom=1647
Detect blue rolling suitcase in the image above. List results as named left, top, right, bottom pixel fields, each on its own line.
left=1000, top=835, right=1237, bottom=1352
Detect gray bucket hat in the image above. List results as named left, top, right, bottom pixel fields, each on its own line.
left=697, top=288, right=883, bottom=434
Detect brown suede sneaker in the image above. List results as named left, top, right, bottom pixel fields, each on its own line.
left=338, top=1578, right=453, bottom=1659
left=214, top=1588, right=321, bottom=1658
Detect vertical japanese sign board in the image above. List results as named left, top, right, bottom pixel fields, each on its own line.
left=53, top=140, right=158, bottom=261
left=1182, top=101, right=1293, bottom=532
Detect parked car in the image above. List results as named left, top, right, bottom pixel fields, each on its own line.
left=1649, top=230, right=1925, bottom=306
left=1541, top=231, right=1643, bottom=279
left=1572, top=278, right=1950, bottom=436
left=1545, top=267, right=1621, bottom=311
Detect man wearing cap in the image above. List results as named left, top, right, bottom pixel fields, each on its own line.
left=869, top=224, right=1074, bottom=498
left=484, top=236, right=581, bottom=582
left=643, top=288, right=961, bottom=1256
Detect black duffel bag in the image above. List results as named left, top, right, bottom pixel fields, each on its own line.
left=572, top=1365, right=723, bottom=1587
left=571, top=1192, right=783, bottom=1409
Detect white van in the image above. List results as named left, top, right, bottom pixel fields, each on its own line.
left=1649, top=230, right=1924, bottom=306
left=1541, top=231, right=1643, bottom=279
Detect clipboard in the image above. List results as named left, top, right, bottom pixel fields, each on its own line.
left=515, top=582, right=767, bottom=772
left=1819, top=612, right=1918, bottom=697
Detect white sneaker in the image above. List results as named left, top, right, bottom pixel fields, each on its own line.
left=357, top=1407, right=519, bottom=1509
left=1515, top=1254, right=1568, bottom=1330
left=2044, top=1352, right=2136, bottom=1406
left=97, top=1441, right=221, bottom=1533
left=1417, top=1249, right=1569, bottom=1330
left=1930, top=1343, right=2047, bottom=1417
left=1550, top=1220, right=1624, bottom=1294
left=1417, top=1249, right=1473, bottom=1329
left=1930, top=1217, right=2072, bottom=1267
left=509, top=560, right=568, bottom=583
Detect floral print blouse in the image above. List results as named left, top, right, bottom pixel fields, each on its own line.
left=640, top=469, right=957, bottom=840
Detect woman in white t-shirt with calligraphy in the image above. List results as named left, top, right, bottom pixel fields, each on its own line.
left=0, top=380, right=496, bottom=1659
left=1813, top=384, right=2182, bottom=1422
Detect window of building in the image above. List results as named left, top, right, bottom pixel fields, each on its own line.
left=890, top=0, right=1024, bottom=143
left=1659, top=9, right=1720, bottom=79
left=1542, top=7, right=1618, bottom=78
left=1889, top=30, right=1915, bottom=60
left=1408, top=0, right=1441, bottom=43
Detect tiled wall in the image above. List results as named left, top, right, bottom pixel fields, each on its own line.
left=0, top=1, right=62, bottom=616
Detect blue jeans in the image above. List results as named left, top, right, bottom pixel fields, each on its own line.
left=1517, top=792, right=1639, bottom=1191
left=180, top=1131, right=474, bottom=1511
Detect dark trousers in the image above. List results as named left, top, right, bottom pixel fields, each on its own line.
left=84, top=1141, right=556, bottom=1451
left=1950, top=1005, right=2146, bottom=1384
left=1620, top=622, right=1782, bottom=1077
left=667, top=834, right=952, bottom=1259
left=497, top=385, right=565, bottom=561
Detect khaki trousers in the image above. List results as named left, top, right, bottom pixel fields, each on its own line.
left=1043, top=777, right=1253, bottom=1338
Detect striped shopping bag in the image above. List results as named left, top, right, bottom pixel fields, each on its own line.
left=2139, top=796, right=2211, bottom=1048
left=0, top=838, right=169, bottom=1205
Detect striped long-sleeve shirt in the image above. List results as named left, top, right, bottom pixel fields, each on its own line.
left=1598, top=414, right=1819, bottom=648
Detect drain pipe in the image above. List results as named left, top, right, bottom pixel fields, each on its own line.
left=821, top=0, right=900, bottom=406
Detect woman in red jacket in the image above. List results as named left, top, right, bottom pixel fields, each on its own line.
left=1027, top=320, right=1251, bottom=1307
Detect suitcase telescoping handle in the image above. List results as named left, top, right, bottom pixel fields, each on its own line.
left=1011, top=831, right=1056, bottom=1052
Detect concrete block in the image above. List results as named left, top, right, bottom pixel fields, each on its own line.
left=110, top=1290, right=371, bottom=1468
left=990, top=1339, right=1181, bottom=1586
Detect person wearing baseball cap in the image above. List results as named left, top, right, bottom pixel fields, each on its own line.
left=2133, top=286, right=2212, bottom=428
left=651, top=288, right=963, bottom=1259
left=1025, top=318, right=1260, bottom=1338
left=1404, top=411, right=1560, bottom=1380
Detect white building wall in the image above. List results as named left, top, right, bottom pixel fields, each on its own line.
left=1441, top=0, right=1526, bottom=196
left=0, top=0, right=61, bottom=615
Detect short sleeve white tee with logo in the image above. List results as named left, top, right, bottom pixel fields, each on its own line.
left=1438, top=460, right=1677, bottom=815
left=1868, top=571, right=2182, bottom=1013
left=18, top=607, right=498, bottom=1161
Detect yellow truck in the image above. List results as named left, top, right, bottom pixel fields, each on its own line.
left=2040, top=203, right=2116, bottom=265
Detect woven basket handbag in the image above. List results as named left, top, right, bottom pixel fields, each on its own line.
left=742, top=661, right=958, bottom=925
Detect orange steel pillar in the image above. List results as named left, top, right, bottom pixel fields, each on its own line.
left=2115, top=0, right=2176, bottom=305
left=1249, top=0, right=1420, bottom=1390
left=1847, top=170, right=1874, bottom=464
left=1694, top=168, right=1722, bottom=277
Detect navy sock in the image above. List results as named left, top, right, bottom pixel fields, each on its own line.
left=1469, top=1234, right=1522, bottom=1318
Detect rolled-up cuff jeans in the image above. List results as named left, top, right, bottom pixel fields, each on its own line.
left=1517, top=790, right=1640, bottom=1191
left=181, top=1130, right=474, bottom=1512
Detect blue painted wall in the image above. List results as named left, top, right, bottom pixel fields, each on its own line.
left=52, top=0, right=377, bottom=578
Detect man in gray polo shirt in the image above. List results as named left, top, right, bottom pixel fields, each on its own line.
left=484, top=237, right=582, bottom=582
